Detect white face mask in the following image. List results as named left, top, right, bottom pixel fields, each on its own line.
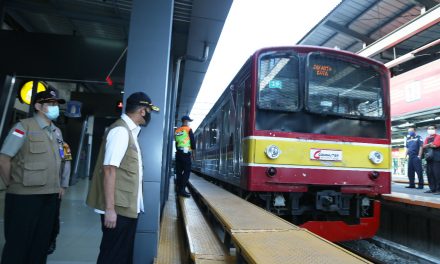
left=427, top=129, right=436, bottom=135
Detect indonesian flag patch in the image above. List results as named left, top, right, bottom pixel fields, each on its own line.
left=12, top=129, right=25, bottom=138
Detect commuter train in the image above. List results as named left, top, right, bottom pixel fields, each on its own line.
left=192, top=46, right=391, bottom=242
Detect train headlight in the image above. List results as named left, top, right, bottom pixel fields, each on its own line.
left=369, top=151, right=384, bottom=164
left=265, top=145, right=281, bottom=159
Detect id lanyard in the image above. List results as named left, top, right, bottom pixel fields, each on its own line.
left=57, top=139, right=65, bottom=159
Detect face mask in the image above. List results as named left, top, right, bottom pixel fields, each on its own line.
left=427, top=129, right=436, bottom=135
left=45, top=105, right=60, bottom=120
left=140, top=112, right=151, bottom=127
left=408, top=131, right=415, bottom=137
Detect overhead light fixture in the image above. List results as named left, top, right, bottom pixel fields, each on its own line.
left=19, top=81, right=47, bottom=105
left=397, top=122, right=414, bottom=128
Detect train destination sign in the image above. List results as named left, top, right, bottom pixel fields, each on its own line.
left=310, top=148, right=342, bottom=161
left=312, top=64, right=333, bottom=77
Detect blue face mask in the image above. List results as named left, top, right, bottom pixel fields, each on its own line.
left=408, top=131, right=416, bottom=137
left=45, top=105, right=60, bottom=120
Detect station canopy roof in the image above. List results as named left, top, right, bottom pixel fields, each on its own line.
left=2, top=0, right=232, bottom=123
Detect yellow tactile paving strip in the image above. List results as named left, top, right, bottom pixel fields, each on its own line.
left=179, top=196, right=229, bottom=261
left=189, top=174, right=371, bottom=264
left=233, top=230, right=370, bottom=264
left=195, top=258, right=235, bottom=264
left=156, top=187, right=186, bottom=264
left=190, top=176, right=299, bottom=232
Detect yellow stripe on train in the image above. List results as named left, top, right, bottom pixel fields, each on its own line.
left=243, top=137, right=391, bottom=169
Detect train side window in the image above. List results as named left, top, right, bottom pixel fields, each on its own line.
left=257, top=53, right=300, bottom=112
left=209, top=119, right=217, bottom=147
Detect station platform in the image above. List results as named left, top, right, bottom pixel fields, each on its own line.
left=384, top=182, right=440, bottom=209
left=156, top=173, right=371, bottom=264
left=0, top=173, right=437, bottom=263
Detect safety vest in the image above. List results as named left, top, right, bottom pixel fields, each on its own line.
left=175, top=126, right=191, bottom=149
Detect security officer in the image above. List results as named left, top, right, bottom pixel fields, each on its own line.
left=405, top=126, right=424, bottom=189
left=0, top=89, right=66, bottom=264
left=86, top=92, right=159, bottom=264
left=174, top=115, right=196, bottom=198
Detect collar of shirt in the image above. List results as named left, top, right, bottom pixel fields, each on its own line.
left=34, top=114, right=55, bottom=132
left=121, top=114, right=141, bottom=137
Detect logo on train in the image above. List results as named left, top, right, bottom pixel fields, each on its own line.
left=310, top=148, right=342, bottom=161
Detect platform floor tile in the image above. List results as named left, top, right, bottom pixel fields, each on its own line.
left=156, top=189, right=186, bottom=264
left=233, top=230, right=371, bottom=264
left=180, top=196, right=230, bottom=261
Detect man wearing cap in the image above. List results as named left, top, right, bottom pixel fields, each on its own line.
left=0, top=89, right=66, bottom=263
left=175, top=115, right=196, bottom=198
left=86, top=92, right=159, bottom=264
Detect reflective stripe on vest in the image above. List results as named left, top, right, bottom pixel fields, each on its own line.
left=175, top=126, right=191, bottom=149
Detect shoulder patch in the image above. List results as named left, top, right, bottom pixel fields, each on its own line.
left=12, top=129, right=25, bottom=138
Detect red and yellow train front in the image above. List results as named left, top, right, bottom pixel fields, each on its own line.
left=242, top=136, right=390, bottom=241
left=242, top=47, right=391, bottom=242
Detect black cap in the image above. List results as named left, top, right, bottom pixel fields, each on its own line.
left=181, top=115, right=193, bottom=122
left=34, top=89, right=66, bottom=104
left=126, top=92, right=159, bottom=112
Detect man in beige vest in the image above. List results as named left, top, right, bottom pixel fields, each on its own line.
left=0, top=89, right=66, bottom=264
left=87, top=92, right=159, bottom=264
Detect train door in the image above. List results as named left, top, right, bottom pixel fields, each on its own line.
left=201, top=124, right=208, bottom=174
left=234, top=81, right=245, bottom=179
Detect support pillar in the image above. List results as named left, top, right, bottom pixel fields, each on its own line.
left=123, top=0, right=173, bottom=263
left=0, top=75, right=17, bottom=143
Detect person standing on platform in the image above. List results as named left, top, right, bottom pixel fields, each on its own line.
left=175, top=115, right=196, bottom=198
left=0, top=89, right=66, bottom=264
left=405, top=126, right=424, bottom=189
left=86, top=92, right=159, bottom=264
left=423, top=125, right=440, bottom=194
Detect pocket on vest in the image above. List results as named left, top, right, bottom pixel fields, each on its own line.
left=23, top=162, right=48, bottom=186
left=29, top=142, right=48, bottom=154
left=115, top=189, right=131, bottom=207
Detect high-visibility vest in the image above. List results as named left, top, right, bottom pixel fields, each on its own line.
left=175, top=126, right=191, bottom=149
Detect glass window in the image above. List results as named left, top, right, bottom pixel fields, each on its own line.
left=209, top=119, right=217, bottom=147
left=258, top=53, right=299, bottom=112
left=306, top=53, right=385, bottom=119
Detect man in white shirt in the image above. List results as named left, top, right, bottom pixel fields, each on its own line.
left=86, top=92, right=159, bottom=264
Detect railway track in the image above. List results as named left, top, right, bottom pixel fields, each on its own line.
left=339, top=238, right=440, bottom=264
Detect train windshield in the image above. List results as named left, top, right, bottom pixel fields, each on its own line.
left=306, top=53, right=385, bottom=119
left=258, top=53, right=299, bottom=112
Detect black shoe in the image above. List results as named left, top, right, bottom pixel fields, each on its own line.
left=417, top=186, right=424, bottom=189
left=179, top=192, right=190, bottom=198
left=405, top=186, right=416, bottom=189
left=47, top=240, right=56, bottom=255
left=424, top=190, right=434, bottom=193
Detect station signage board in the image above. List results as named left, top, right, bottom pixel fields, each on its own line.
left=391, top=59, right=440, bottom=117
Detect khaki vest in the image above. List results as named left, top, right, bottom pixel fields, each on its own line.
left=86, top=119, right=140, bottom=219
left=8, top=117, right=62, bottom=195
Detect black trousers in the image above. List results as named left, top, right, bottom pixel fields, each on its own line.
left=1, top=193, right=58, bottom=264
left=97, top=214, right=138, bottom=264
left=407, top=155, right=424, bottom=187
left=426, top=161, right=437, bottom=191
left=427, top=161, right=440, bottom=192
left=175, top=152, right=191, bottom=193
left=49, top=197, right=62, bottom=245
